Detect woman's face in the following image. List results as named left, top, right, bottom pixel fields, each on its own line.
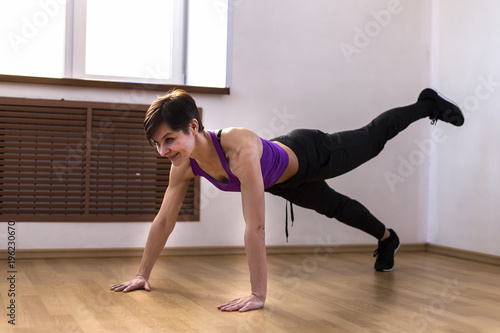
left=150, top=122, right=195, bottom=166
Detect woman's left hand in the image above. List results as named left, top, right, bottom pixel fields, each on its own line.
left=217, top=294, right=265, bottom=312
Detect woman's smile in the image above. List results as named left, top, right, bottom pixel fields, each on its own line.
left=167, top=152, right=180, bottom=161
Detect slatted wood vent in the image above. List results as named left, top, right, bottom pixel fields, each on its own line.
left=0, top=97, right=199, bottom=222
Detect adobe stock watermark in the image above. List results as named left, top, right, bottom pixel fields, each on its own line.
left=108, top=64, right=171, bottom=108
left=384, top=127, right=448, bottom=192
left=279, top=234, right=336, bottom=291
left=236, top=234, right=336, bottom=333
left=52, top=62, right=173, bottom=182
left=212, top=0, right=244, bottom=21
left=6, top=220, right=17, bottom=326
left=257, top=106, right=296, bottom=139
left=64, top=264, right=140, bottom=333
left=198, top=106, right=296, bottom=210
left=51, top=117, right=117, bottom=181
left=384, top=74, right=500, bottom=192
left=408, top=277, right=465, bottom=332
left=8, top=0, right=66, bottom=52
left=340, top=0, right=412, bottom=64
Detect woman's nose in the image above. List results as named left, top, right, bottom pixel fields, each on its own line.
left=157, top=143, right=169, bottom=157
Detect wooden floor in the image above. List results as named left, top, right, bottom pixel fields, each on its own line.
left=2, top=251, right=500, bottom=332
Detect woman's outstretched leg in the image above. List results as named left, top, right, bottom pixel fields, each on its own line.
left=328, top=88, right=465, bottom=178
left=327, top=99, right=433, bottom=178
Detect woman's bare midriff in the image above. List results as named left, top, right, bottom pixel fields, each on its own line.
left=273, top=141, right=299, bottom=184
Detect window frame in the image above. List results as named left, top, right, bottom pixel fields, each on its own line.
left=0, top=73, right=230, bottom=94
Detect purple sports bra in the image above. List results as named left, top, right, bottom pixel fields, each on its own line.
left=189, top=130, right=289, bottom=192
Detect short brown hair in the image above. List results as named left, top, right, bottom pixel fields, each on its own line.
left=144, top=89, right=204, bottom=143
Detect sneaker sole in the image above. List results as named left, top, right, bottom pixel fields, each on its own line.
left=433, top=88, right=459, bottom=108
left=424, top=88, right=465, bottom=126
left=379, top=242, right=401, bottom=272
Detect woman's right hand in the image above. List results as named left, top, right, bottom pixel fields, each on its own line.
left=110, top=276, right=151, bottom=293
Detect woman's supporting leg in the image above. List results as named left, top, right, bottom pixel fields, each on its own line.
left=267, top=180, right=386, bottom=240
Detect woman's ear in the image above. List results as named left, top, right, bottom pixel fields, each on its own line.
left=190, top=118, right=199, bottom=134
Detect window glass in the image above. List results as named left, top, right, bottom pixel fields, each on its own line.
left=85, top=0, right=175, bottom=81
left=186, top=0, right=229, bottom=88
left=0, top=0, right=66, bottom=78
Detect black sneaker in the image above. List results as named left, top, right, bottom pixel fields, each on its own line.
left=418, top=88, right=465, bottom=126
left=373, top=229, right=400, bottom=272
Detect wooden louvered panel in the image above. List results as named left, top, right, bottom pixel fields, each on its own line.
left=0, top=102, right=87, bottom=218
left=0, top=97, right=200, bottom=222
left=90, top=107, right=162, bottom=217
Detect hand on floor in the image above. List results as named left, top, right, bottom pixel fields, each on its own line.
left=217, top=293, right=265, bottom=312
left=110, top=276, right=151, bottom=292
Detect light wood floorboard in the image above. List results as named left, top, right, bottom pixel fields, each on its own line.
left=2, top=252, right=500, bottom=332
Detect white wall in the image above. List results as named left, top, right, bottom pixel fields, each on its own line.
left=428, top=0, right=500, bottom=256
left=1, top=0, right=434, bottom=250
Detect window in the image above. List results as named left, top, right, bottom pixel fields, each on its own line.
left=0, top=97, right=200, bottom=222
left=0, top=0, right=231, bottom=88
left=73, top=0, right=185, bottom=84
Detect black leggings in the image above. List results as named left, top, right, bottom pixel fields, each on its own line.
left=266, top=100, right=433, bottom=240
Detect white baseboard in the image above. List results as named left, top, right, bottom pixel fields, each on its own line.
left=426, top=243, right=500, bottom=266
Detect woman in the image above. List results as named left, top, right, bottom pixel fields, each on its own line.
left=110, top=88, right=464, bottom=312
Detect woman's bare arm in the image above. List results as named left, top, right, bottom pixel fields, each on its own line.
left=110, top=163, right=191, bottom=292
left=217, top=129, right=267, bottom=312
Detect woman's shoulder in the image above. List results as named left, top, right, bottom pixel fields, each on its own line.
left=221, top=127, right=260, bottom=147
left=220, top=128, right=263, bottom=162
left=221, top=127, right=254, bottom=135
